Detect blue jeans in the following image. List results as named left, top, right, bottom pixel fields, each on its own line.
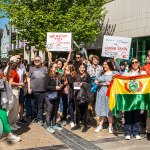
left=25, top=94, right=32, bottom=117
left=124, top=110, right=141, bottom=136
left=59, top=96, right=63, bottom=113
left=62, top=94, right=75, bottom=122
left=45, top=97, right=59, bottom=127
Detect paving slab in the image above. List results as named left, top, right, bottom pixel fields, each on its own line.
left=0, top=123, right=70, bottom=150
left=1, top=120, right=150, bottom=150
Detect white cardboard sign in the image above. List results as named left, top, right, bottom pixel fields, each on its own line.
left=47, top=32, right=72, bottom=51
left=102, top=35, right=132, bottom=59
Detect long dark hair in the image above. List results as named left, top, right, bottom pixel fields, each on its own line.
left=103, top=59, right=114, bottom=71
left=56, top=59, right=64, bottom=69
left=128, top=58, right=141, bottom=73
left=79, top=63, right=87, bottom=72
left=76, top=63, right=88, bottom=82
left=62, top=65, right=76, bottom=83
left=47, top=63, right=60, bottom=80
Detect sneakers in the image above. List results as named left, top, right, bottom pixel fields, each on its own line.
left=82, top=126, right=88, bottom=132
left=47, top=127, right=55, bottom=133
left=135, top=135, right=141, bottom=140
left=10, top=125, right=18, bottom=131
left=7, top=134, right=21, bottom=142
left=31, top=119, right=38, bottom=124
left=95, top=125, right=103, bottom=133
left=53, top=124, right=63, bottom=131
left=61, top=121, right=67, bottom=127
left=108, top=127, right=113, bottom=134
left=12, top=124, right=21, bottom=130
left=19, top=119, right=28, bottom=124
left=38, top=120, right=44, bottom=126
left=71, top=124, right=80, bottom=130
left=125, top=135, right=131, bottom=140
left=125, top=135, right=141, bottom=140
left=70, top=122, right=75, bottom=128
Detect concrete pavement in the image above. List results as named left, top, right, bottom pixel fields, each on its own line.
left=0, top=120, right=150, bottom=150
left=0, top=123, right=70, bottom=150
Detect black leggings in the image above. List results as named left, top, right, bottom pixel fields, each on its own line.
left=45, top=97, right=59, bottom=127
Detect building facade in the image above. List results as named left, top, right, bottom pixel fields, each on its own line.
left=105, top=0, right=150, bottom=64
left=0, top=25, right=10, bottom=59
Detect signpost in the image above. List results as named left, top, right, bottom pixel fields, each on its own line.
left=47, top=32, right=72, bottom=52
left=102, top=35, right=132, bottom=59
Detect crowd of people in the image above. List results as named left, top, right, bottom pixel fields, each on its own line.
left=0, top=49, right=150, bottom=142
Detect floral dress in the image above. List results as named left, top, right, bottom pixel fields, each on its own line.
left=95, top=73, right=113, bottom=117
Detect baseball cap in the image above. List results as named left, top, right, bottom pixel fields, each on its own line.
left=10, top=56, right=18, bottom=63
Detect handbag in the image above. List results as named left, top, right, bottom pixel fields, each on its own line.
left=0, top=79, right=6, bottom=92
left=47, top=91, right=58, bottom=101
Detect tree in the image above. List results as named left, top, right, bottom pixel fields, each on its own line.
left=0, top=0, right=112, bottom=50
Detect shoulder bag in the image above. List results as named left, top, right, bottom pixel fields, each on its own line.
left=47, top=78, right=59, bottom=101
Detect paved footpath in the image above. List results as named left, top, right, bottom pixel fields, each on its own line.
left=0, top=123, right=70, bottom=150
left=1, top=121, right=150, bottom=150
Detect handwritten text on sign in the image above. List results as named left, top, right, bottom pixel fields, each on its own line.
left=102, top=35, right=132, bottom=59
left=47, top=32, right=72, bottom=51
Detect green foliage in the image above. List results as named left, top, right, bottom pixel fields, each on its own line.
left=0, top=0, right=111, bottom=50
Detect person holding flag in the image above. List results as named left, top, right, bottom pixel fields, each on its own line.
left=108, top=58, right=148, bottom=140
left=122, top=58, right=147, bottom=140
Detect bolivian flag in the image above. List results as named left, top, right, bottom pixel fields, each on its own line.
left=107, top=74, right=150, bottom=116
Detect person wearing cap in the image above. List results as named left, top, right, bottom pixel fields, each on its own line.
left=6, top=56, right=25, bottom=131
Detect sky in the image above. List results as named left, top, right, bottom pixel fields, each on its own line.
left=0, top=18, right=9, bottom=29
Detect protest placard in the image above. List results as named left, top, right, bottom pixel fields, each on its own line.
left=102, top=35, right=132, bottom=59
left=47, top=32, right=72, bottom=51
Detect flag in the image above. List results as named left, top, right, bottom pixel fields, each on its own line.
left=107, top=74, right=150, bottom=116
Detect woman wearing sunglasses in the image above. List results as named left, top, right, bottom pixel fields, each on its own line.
left=122, top=58, right=147, bottom=140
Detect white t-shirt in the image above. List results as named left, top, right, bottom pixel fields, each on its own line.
left=17, top=68, right=26, bottom=83
left=123, top=69, right=147, bottom=76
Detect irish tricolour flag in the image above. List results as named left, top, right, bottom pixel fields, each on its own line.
left=107, top=75, right=150, bottom=116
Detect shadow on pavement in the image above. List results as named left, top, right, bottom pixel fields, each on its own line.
left=13, top=122, right=31, bottom=136
left=18, top=144, right=69, bottom=150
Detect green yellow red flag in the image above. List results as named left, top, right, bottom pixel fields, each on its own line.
left=107, top=74, right=150, bottom=116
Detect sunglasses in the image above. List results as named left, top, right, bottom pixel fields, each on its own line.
left=34, top=59, right=40, bottom=62
left=131, top=61, right=138, bottom=65
left=76, top=57, right=80, bottom=59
